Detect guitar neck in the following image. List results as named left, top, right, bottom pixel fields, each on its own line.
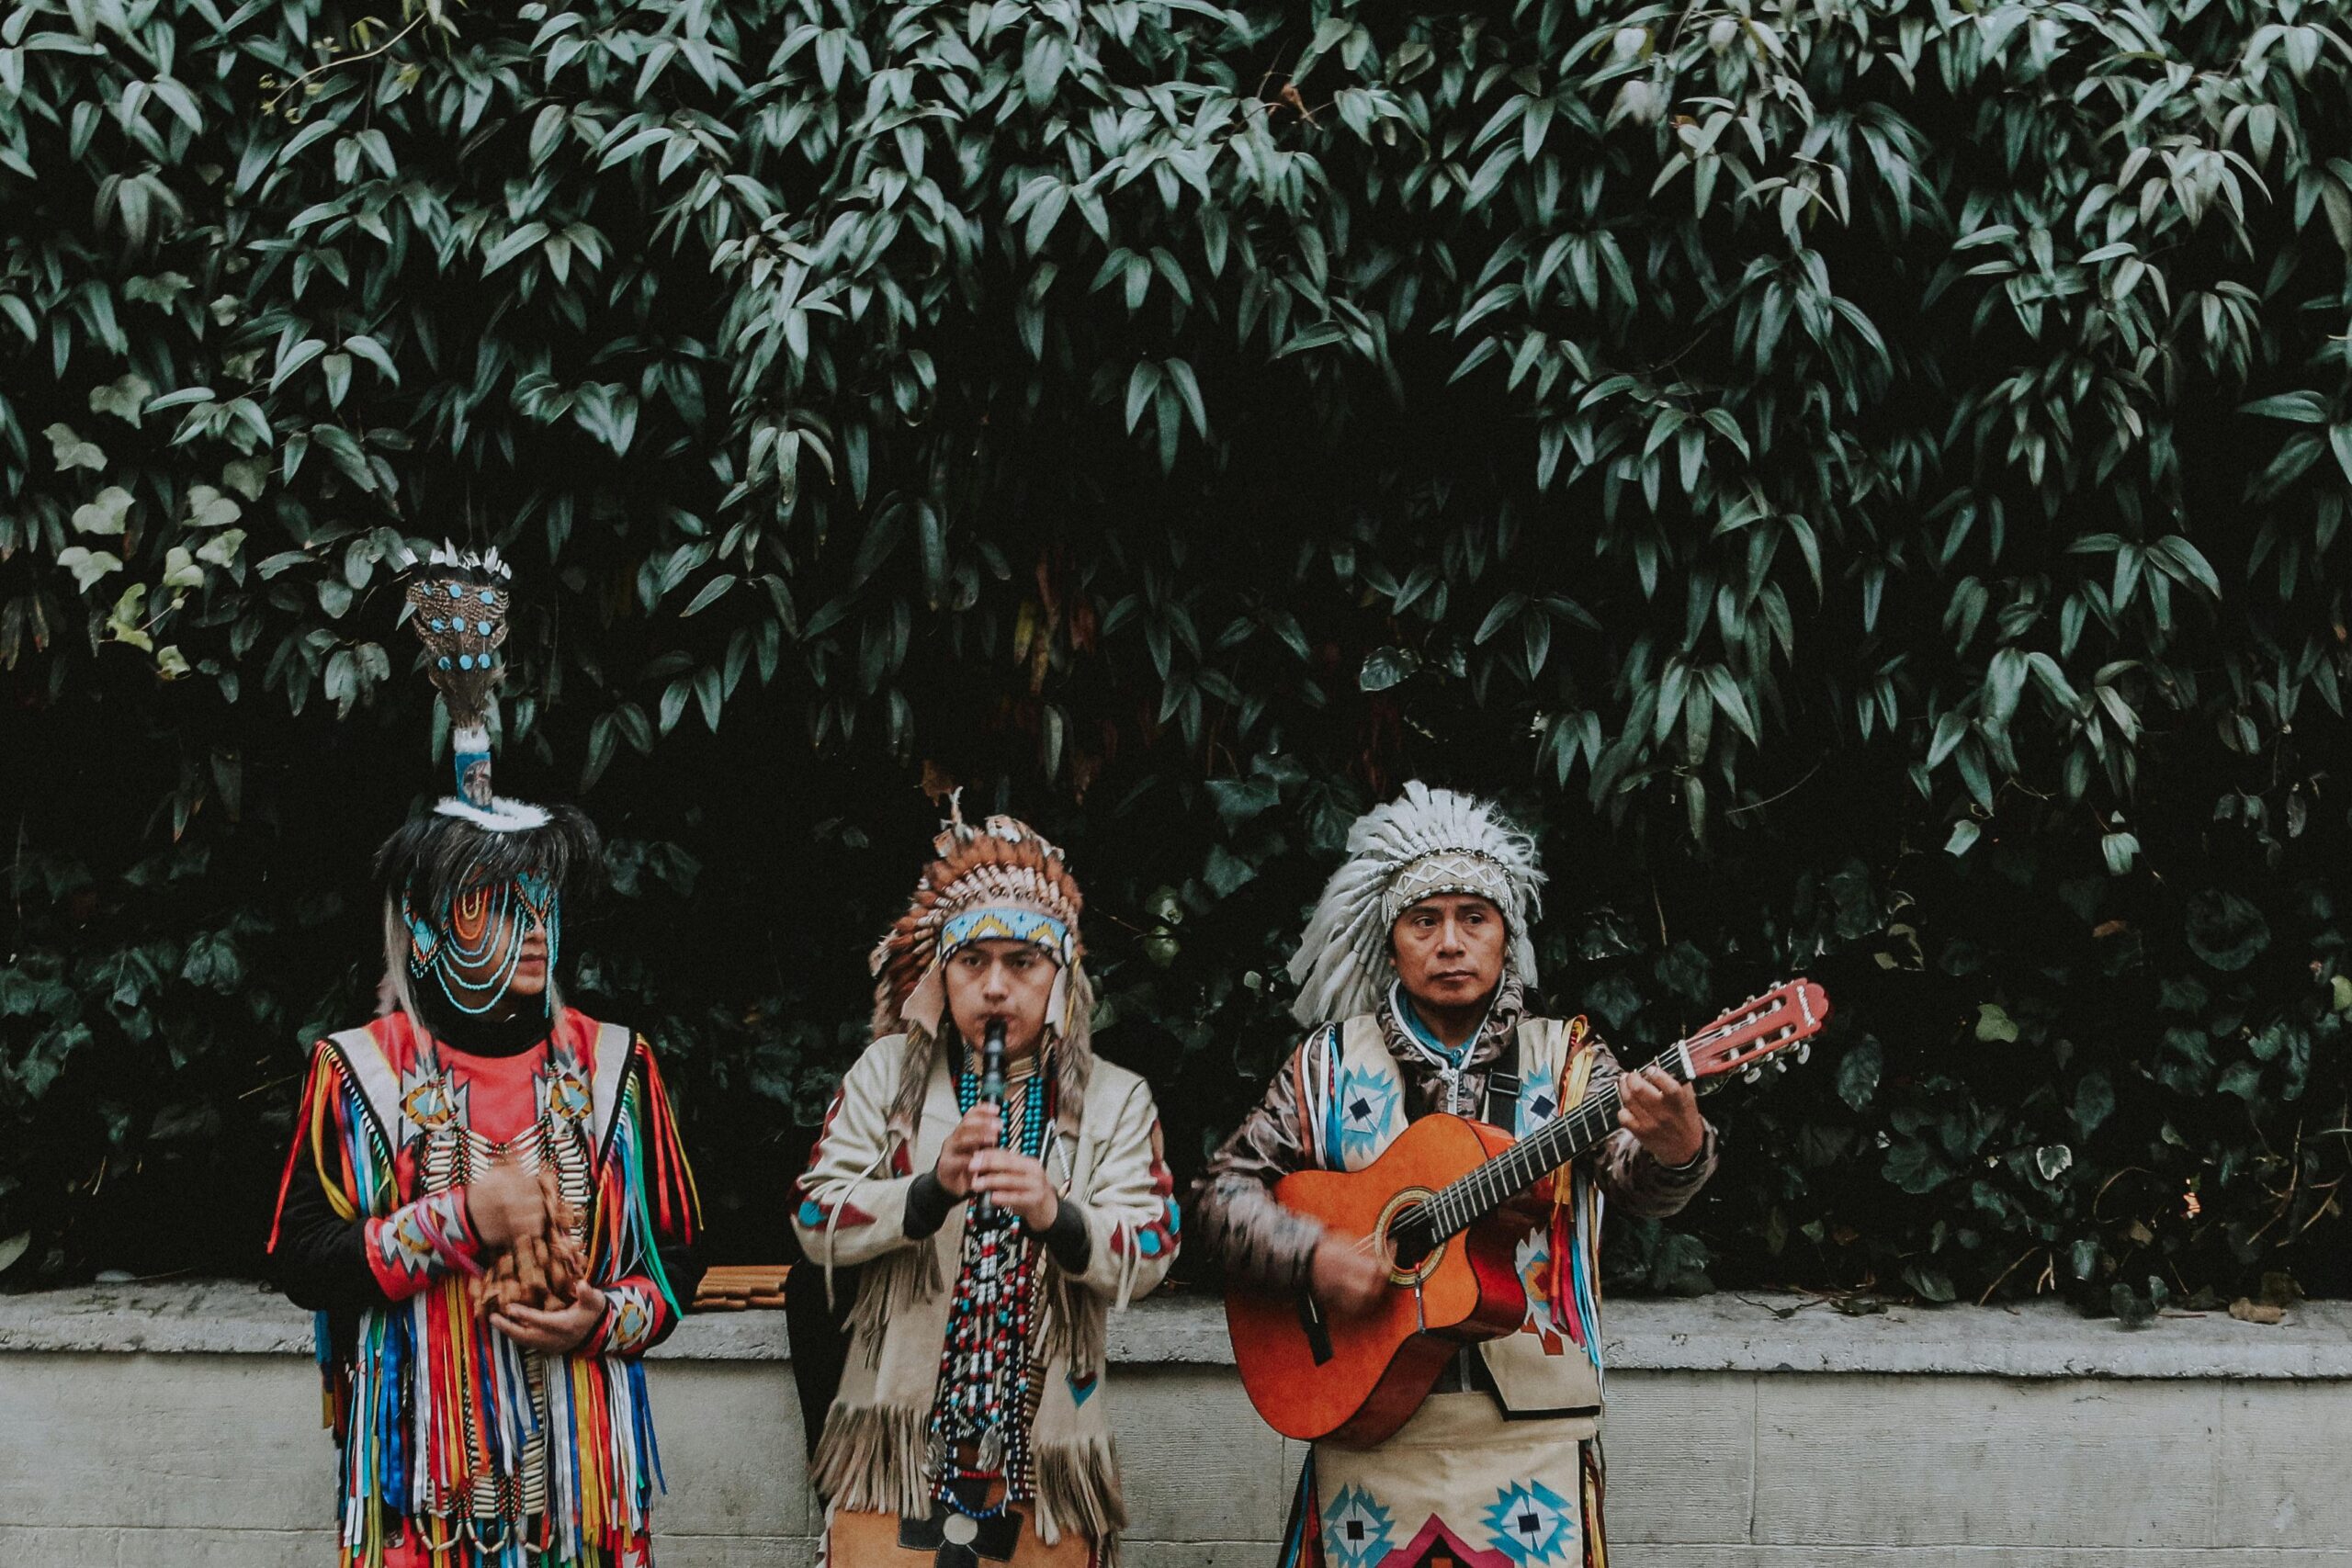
left=1407, top=1043, right=1690, bottom=1247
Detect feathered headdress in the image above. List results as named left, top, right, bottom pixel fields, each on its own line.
left=398, top=540, right=515, bottom=818
left=377, top=542, right=600, bottom=1025
left=1286, top=781, right=1545, bottom=1026
left=871, top=799, right=1092, bottom=1139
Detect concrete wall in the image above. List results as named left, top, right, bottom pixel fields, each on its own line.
left=1, top=1284, right=2346, bottom=1567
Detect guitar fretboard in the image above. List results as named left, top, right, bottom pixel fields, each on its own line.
left=1396, top=1050, right=1683, bottom=1252
left=1385, top=985, right=1815, bottom=1255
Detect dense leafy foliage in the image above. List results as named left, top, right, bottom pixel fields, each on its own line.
left=3, top=0, right=2350, bottom=1314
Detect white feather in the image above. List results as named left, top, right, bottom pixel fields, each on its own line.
left=433, top=795, right=552, bottom=832
left=1285, top=781, right=1544, bottom=1025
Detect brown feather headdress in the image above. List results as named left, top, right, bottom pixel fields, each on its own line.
left=871, top=802, right=1092, bottom=1140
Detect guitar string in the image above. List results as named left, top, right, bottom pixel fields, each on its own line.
left=1416, top=1012, right=1800, bottom=1244
left=1360, top=1072, right=1635, bottom=1260
left=1359, top=998, right=1805, bottom=1258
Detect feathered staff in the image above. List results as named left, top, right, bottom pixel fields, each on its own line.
left=398, top=541, right=513, bottom=807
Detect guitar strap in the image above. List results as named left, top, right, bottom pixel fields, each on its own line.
left=1479, top=1036, right=1521, bottom=1129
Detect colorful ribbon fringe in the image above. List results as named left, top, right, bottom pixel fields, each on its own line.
left=272, top=1026, right=698, bottom=1567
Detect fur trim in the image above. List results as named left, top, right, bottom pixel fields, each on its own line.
left=1287, top=782, right=1545, bottom=1025
left=1054, top=967, right=1095, bottom=1141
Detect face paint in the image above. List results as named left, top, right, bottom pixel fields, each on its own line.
left=403, top=868, right=562, bottom=1016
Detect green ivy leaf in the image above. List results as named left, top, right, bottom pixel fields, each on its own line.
left=44, top=423, right=106, bottom=471
left=2184, top=890, right=2270, bottom=971
left=1836, top=1036, right=1883, bottom=1111
left=54, top=547, right=123, bottom=590
left=1202, top=844, right=1258, bottom=897
left=1901, top=1263, right=1956, bottom=1303
left=73, top=486, right=133, bottom=536
left=2072, top=1073, right=2114, bottom=1136
left=184, top=484, right=242, bottom=529
left=1884, top=1139, right=1955, bottom=1194
left=1974, top=1003, right=2019, bottom=1043
left=1359, top=647, right=1417, bottom=692
left=88, top=373, right=153, bottom=425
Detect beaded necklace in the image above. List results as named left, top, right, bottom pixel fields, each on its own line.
left=401, top=1023, right=595, bottom=1527
left=927, top=1048, right=1052, bottom=1518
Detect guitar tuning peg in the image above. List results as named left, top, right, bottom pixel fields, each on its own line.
left=1796, top=1042, right=1812, bottom=1064
left=1743, top=1066, right=1762, bottom=1084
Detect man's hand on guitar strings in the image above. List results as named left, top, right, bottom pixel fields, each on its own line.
left=1309, top=1234, right=1391, bottom=1316
left=1616, top=1064, right=1706, bottom=1167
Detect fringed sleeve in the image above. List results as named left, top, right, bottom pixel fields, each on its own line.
left=268, top=1042, right=487, bottom=1309
left=790, top=1037, right=930, bottom=1271
left=1062, top=1076, right=1179, bottom=1305
left=587, top=1039, right=704, bottom=1356
left=1186, top=1030, right=1333, bottom=1293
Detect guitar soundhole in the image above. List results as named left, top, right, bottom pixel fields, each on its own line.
left=1374, top=1189, right=1445, bottom=1286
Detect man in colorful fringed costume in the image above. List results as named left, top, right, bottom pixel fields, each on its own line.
left=270, top=544, right=702, bottom=1568
left=792, top=805, right=1180, bottom=1568
left=1193, top=783, right=1716, bottom=1568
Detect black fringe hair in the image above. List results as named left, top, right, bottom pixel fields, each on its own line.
left=374, top=803, right=603, bottom=918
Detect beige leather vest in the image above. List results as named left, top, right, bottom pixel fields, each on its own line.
left=1329, top=1013, right=1605, bottom=1432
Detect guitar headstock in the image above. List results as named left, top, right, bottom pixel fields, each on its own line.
left=1675, top=978, right=1831, bottom=1090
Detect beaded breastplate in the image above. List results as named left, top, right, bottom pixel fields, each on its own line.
left=396, top=1033, right=599, bottom=1527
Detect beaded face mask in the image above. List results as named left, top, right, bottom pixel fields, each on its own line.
left=402, top=868, right=560, bottom=1016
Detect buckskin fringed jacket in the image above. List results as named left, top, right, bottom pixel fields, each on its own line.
left=270, top=1007, right=701, bottom=1568
left=790, top=1029, right=1179, bottom=1557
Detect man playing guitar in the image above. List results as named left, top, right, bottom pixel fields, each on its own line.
left=1192, top=783, right=1716, bottom=1568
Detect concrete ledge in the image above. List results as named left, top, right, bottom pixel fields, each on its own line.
left=4, top=1280, right=2346, bottom=1379
left=1600, top=1290, right=2352, bottom=1381
left=5, top=1281, right=2348, bottom=1567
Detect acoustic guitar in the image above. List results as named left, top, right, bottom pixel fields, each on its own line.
left=1227, top=979, right=1830, bottom=1446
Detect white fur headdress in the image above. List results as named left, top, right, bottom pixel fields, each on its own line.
left=1286, top=782, right=1545, bottom=1025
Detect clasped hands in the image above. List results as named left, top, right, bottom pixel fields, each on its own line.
left=1310, top=1065, right=1706, bottom=1316
left=936, top=1101, right=1060, bottom=1231
left=467, top=1156, right=606, bottom=1353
